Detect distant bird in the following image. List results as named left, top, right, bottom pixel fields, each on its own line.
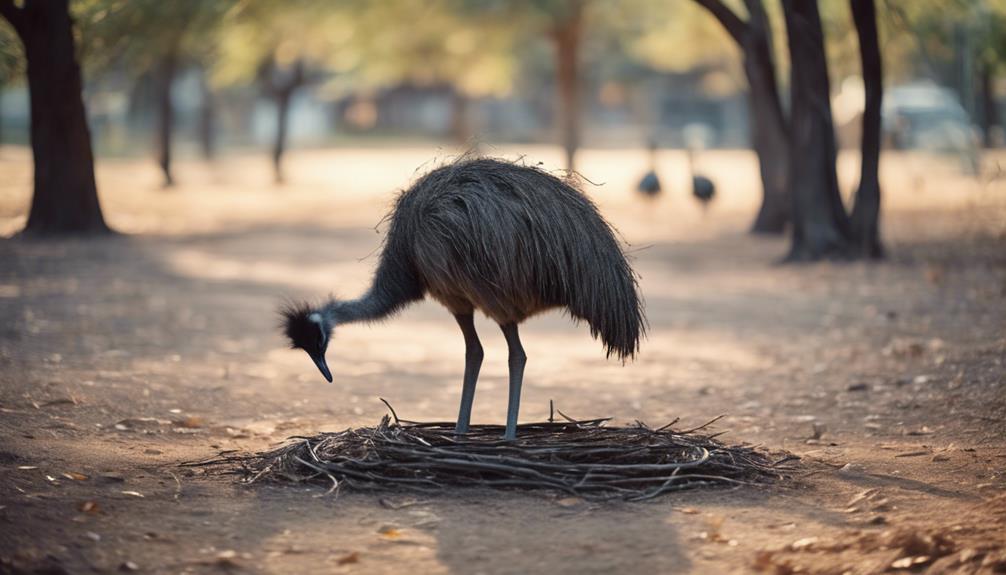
left=282, top=158, right=645, bottom=440
left=636, top=138, right=662, bottom=198
left=688, top=148, right=715, bottom=210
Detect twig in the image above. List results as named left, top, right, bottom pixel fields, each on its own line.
left=379, top=398, right=401, bottom=424
left=190, top=403, right=791, bottom=501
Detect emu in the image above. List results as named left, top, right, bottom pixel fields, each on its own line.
left=636, top=138, right=662, bottom=198
left=688, top=148, right=715, bottom=209
left=282, top=158, right=645, bottom=440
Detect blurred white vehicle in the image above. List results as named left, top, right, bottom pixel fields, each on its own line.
left=883, top=81, right=980, bottom=174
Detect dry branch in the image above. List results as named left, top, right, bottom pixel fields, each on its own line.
left=188, top=407, right=796, bottom=501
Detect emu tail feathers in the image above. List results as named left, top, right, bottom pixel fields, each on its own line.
left=574, top=238, right=645, bottom=361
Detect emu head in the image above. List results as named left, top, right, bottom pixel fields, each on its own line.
left=280, top=303, right=334, bottom=382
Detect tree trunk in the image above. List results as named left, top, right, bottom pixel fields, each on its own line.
left=551, top=0, right=583, bottom=172
left=272, top=89, right=292, bottom=185
left=743, top=0, right=790, bottom=235
left=693, top=0, right=790, bottom=234
left=2, top=0, right=108, bottom=235
left=199, top=71, right=215, bottom=160
left=849, top=0, right=884, bottom=259
left=259, top=56, right=304, bottom=185
left=156, top=47, right=178, bottom=188
left=781, top=0, right=849, bottom=261
left=979, top=61, right=999, bottom=148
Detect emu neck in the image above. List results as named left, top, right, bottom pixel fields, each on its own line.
left=323, top=259, right=422, bottom=325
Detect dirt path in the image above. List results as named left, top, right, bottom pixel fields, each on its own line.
left=1, top=147, right=1004, bottom=574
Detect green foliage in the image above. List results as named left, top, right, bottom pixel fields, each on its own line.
left=77, top=0, right=235, bottom=76
left=0, top=21, right=23, bottom=85
left=344, top=0, right=517, bottom=97
left=214, top=0, right=520, bottom=98
left=871, top=0, right=1006, bottom=83
left=623, top=0, right=739, bottom=74
left=213, top=0, right=350, bottom=88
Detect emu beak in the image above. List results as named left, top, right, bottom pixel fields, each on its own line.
left=310, top=353, right=333, bottom=383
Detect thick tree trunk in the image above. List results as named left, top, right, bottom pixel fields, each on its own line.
left=551, top=1, right=583, bottom=172
left=199, top=72, right=215, bottom=160
left=156, top=48, right=178, bottom=188
left=743, top=0, right=790, bottom=235
left=3, top=0, right=108, bottom=235
left=272, top=89, right=292, bottom=185
left=849, top=0, right=884, bottom=259
left=781, top=0, right=850, bottom=261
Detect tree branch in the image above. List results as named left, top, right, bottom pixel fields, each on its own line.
left=0, top=0, right=26, bottom=39
left=743, top=0, right=769, bottom=31
left=693, top=0, right=747, bottom=45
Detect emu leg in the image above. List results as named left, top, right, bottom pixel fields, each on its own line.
left=500, top=323, right=526, bottom=441
left=454, top=313, right=483, bottom=434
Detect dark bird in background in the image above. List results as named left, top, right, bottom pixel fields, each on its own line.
left=688, top=147, right=715, bottom=210
left=636, top=138, right=662, bottom=198
left=282, top=158, right=646, bottom=440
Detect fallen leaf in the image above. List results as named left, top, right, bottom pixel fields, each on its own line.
left=377, top=525, right=402, bottom=539
left=16, top=466, right=38, bottom=470
left=119, top=561, right=139, bottom=572
left=63, top=472, right=88, bottom=481
left=848, top=488, right=879, bottom=506
left=891, top=556, right=930, bottom=569
left=839, top=463, right=866, bottom=473
left=121, top=490, right=144, bottom=498
left=43, top=397, right=77, bottom=407
left=336, top=552, right=360, bottom=565
left=79, top=501, right=101, bottom=514
left=675, top=507, right=701, bottom=515
left=867, top=515, right=887, bottom=525
left=173, top=416, right=204, bottom=429
left=791, top=537, right=818, bottom=550
left=555, top=497, right=584, bottom=508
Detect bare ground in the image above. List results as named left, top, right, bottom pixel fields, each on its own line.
left=0, top=146, right=1004, bottom=574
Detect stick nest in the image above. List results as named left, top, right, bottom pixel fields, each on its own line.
left=191, top=404, right=796, bottom=501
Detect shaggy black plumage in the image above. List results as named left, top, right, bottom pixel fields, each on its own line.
left=282, top=157, right=646, bottom=439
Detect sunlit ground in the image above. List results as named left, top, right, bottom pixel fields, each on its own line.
left=0, top=145, right=1004, bottom=573
left=3, top=144, right=1003, bottom=239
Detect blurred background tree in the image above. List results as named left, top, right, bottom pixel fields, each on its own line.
left=0, top=0, right=1003, bottom=244
left=83, top=0, right=234, bottom=186
left=214, top=0, right=346, bottom=184
left=342, top=0, right=517, bottom=145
